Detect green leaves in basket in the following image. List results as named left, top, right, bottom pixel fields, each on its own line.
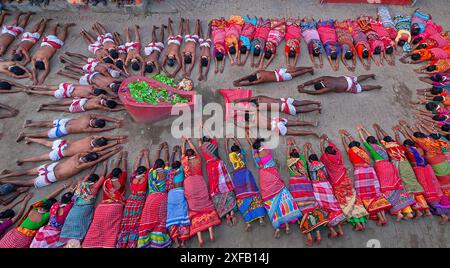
left=128, top=81, right=188, bottom=105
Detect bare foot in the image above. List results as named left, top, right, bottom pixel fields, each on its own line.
left=273, top=229, right=281, bottom=239
left=439, top=215, right=448, bottom=224
left=23, top=120, right=32, bottom=128
left=16, top=132, right=25, bottom=143
left=1, top=169, right=11, bottom=175
left=16, top=159, right=23, bottom=166
left=245, top=223, right=251, bottom=232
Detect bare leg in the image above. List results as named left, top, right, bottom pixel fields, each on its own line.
left=23, top=120, right=53, bottom=128
left=18, top=12, right=33, bottom=28
left=167, top=17, right=173, bottom=37
left=49, top=23, right=58, bottom=36
left=30, top=18, right=44, bottom=33
left=286, top=119, right=318, bottom=127
left=24, top=137, right=53, bottom=147
left=356, top=74, right=376, bottom=82
left=286, top=129, right=320, bottom=137
left=133, top=25, right=140, bottom=44
left=57, top=70, right=81, bottom=80
left=17, top=153, right=51, bottom=165
left=361, top=85, right=382, bottom=91
left=0, top=178, right=35, bottom=187
left=295, top=106, right=322, bottom=113
left=37, top=18, right=51, bottom=35
left=197, top=231, right=204, bottom=247
left=0, top=167, right=38, bottom=179
left=159, top=24, right=165, bottom=42
left=0, top=12, right=9, bottom=27
left=151, top=25, right=158, bottom=42
left=16, top=131, right=52, bottom=143
left=38, top=106, right=69, bottom=113
left=293, top=100, right=321, bottom=106
left=58, top=23, right=75, bottom=42
left=11, top=12, right=25, bottom=26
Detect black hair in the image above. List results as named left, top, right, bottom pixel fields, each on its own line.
left=215, top=51, right=224, bottom=61
left=250, top=99, right=258, bottom=107
left=330, top=51, right=337, bottom=60
left=172, top=160, right=181, bottom=169
left=411, top=25, right=420, bottom=36
left=253, top=47, right=261, bottom=56
left=244, top=111, right=250, bottom=122
left=425, top=101, right=438, bottom=111
left=308, top=154, right=319, bottom=161
left=231, top=143, right=241, bottom=153
left=366, top=136, right=378, bottom=144
left=103, top=57, right=113, bottom=64
left=167, top=57, right=175, bottom=66
left=109, top=49, right=119, bottom=59
left=403, top=139, right=415, bottom=146
left=184, top=54, right=192, bottom=64
left=349, top=141, right=361, bottom=148
left=325, top=145, right=336, bottom=155
left=144, top=64, right=154, bottom=73
left=426, top=65, right=437, bottom=72
left=10, top=66, right=26, bottom=75
left=362, top=49, right=369, bottom=59
left=252, top=138, right=265, bottom=150
left=248, top=74, right=258, bottom=82
left=290, top=150, right=300, bottom=158
left=383, top=136, right=394, bottom=142
left=446, top=134, right=450, bottom=140
left=185, top=148, right=195, bottom=157
left=373, top=46, right=382, bottom=55
left=229, top=46, right=236, bottom=55
left=0, top=209, right=15, bottom=219
left=385, top=46, right=394, bottom=55
left=93, top=119, right=106, bottom=128
left=115, top=60, right=124, bottom=69
left=314, top=82, right=325, bottom=90
left=111, top=167, right=122, bottom=178
left=417, top=43, right=427, bottom=49
left=430, top=133, right=441, bottom=140
left=432, top=74, right=444, bottom=82
left=12, top=53, right=23, bottom=62
left=111, top=83, right=120, bottom=93
left=288, top=50, right=296, bottom=58
left=105, top=100, right=118, bottom=109
left=240, top=46, right=247, bottom=54
left=35, top=60, right=45, bottom=70
left=397, top=40, right=406, bottom=46
left=201, top=57, right=209, bottom=67
left=433, top=96, right=444, bottom=102
left=93, top=88, right=107, bottom=96
left=87, top=173, right=100, bottom=183
left=84, top=152, right=99, bottom=162
left=344, top=50, right=353, bottom=60
left=136, top=166, right=147, bottom=175
left=431, top=87, right=443, bottom=95
left=42, top=198, right=57, bottom=210
left=413, top=132, right=427, bottom=138
left=412, top=36, right=422, bottom=45
left=93, top=137, right=108, bottom=147
left=264, top=50, right=272, bottom=59
left=131, top=61, right=140, bottom=71
left=61, top=192, right=74, bottom=204
left=433, top=115, right=446, bottom=121
left=442, top=124, right=450, bottom=132
left=154, top=158, right=165, bottom=168
left=411, top=53, right=420, bottom=61
left=0, top=81, right=12, bottom=90
left=202, top=136, right=212, bottom=142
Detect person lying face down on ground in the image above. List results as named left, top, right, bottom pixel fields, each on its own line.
left=400, top=46, right=450, bottom=65
left=284, top=17, right=301, bottom=68
left=0, top=78, right=27, bottom=93
left=237, top=15, right=257, bottom=66
left=111, top=31, right=129, bottom=75
left=334, top=20, right=357, bottom=72
left=0, top=146, right=121, bottom=189
left=36, top=95, right=125, bottom=113
left=182, top=19, right=200, bottom=78
left=11, top=17, right=50, bottom=65
left=16, top=114, right=123, bottom=142
left=259, top=18, right=286, bottom=70
left=232, top=94, right=321, bottom=115
left=233, top=66, right=313, bottom=86
left=348, top=19, right=371, bottom=70
left=197, top=21, right=212, bottom=81
left=142, top=24, right=166, bottom=76
left=17, top=134, right=128, bottom=165
left=80, top=28, right=111, bottom=63
left=300, top=17, right=324, bottom=69
left=91, top=22, right=119, bottom=61
left=0, top=11, right=33, bottom=56
left=224, top=16, right=244, bottom=66
left=317, top=19, right=340, bottom=71
left=414, top=59, right=450, bottom=75
left=0, top=60, right=33, bottom=80
left=25, top=82, right=115, bottom=99
left=356, top=15, right=386, bottom=67
left=250, top=17, right=271, bottom=68
left=161, top=17, right=184, bottom=78
left=31, top=22, right=75, bottom=85
left=124, top=25, right=144, bottom=73
left=60, top=52, right=125, bottom=80
left=297, top=74, right=382, bottom=95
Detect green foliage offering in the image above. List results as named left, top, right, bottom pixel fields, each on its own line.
left=152, top=74, right=177, bottom=87
left=129, top=81, right=188, bottom=105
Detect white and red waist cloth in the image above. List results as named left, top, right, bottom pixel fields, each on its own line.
left=97, top=33, right=114, bottom=45
left=271, top=117, right=288, bottom=136
left=83, top=58, right=99, bottom=73
left=1, top=25, right=24, bottom=37
left=345, top=76, right=362, bottom=94
left=21, top=32, right=40, bottom=43
left=280, top=97, right=296, bottom=115
left=88, top=41, right=102, bottom=54
left=79, top=72, right=99, bottom=85
left=49, top=139, right=68, bottom=161
left=125, top=42, right=140, bottom=53
left=41, top=35, right=64, bottom=49
left=274, top=68, right=293, bottom=82
left=168, top=35, right=183, bottom=46
left=199, top=38, right=212, bottom=48
left=54, top=83, right=75, bottom=99
left=34, top=162, right=59, bottom=188
left=184, top=34, right=199, bottom=43
left=69, top=98, right=88, bottom=113
left=144, top=41, right=164, bottom=56
left=117, top=45, right=126, bottom=54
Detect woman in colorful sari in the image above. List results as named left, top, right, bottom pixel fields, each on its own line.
left=411, top=20, right=445, bottom=48
left=317, top=19, right=340, bottom=71
left=373, top=124, right=429, bottom=216
left=30, top=191, right=74, bottom=248
left=116, top=149, right=149, bottom=248
left=410, top=9, right=431, bottom=37
left=57, top=162, right=107, bottom=247
left=334, top=20, right=356, bottom=72
left=181, top=136, right=221, bottom=247
left=396, top=125, right=450, bottom=224
left=210, top=18, right=227, bottom=74
left=399, top=121, right=450, bottom=199
left=400, top=46, right=450, bottom=64
left=319, top=134, right=368, bottom=231
left=357, top=125, right=416, bottom=221
left=370, top=17, right=396, bottom=66
left=393, top=12, right=412, bottom=52
left=284, top=17, right=301, bottom=68
left=301, top=17, right=324, bottom=69
left=0, top=184, right=67, bottom=248
left=304, top=142, right=346, bottom=238
left=286, top=138, right=327, bottom=245
left=250, top=18, right=270, bottom=68
left=348, top=19, right=371, bottom=70
left=246, top=135, right=302, bottom=238
left=356, top=16, right=385, bottom=66
left=259, top=18, right=286, bottom=70
left=415, top=59, right=450, bottom=75
left=338, top=129, right=390, bottom=225
left=166, top=145, right=190, bottom=248
left=225, top=15, right=244, bottom=65
left=83, top=151, right=127, bottom=248
left=138, top=142, right=171, bottom=248
left=238, top=15, right=257, bottom=66
left=225, top=137, right=266, bottom=232
left=377, top=5, right=398, bottom=40
left=199, top=128, right=237, bottom=225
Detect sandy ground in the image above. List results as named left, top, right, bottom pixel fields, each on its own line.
left=0, top=0, right=449, bottom=248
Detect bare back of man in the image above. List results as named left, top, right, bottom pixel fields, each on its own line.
left=162, top=17, right=184, bottom=77
left=298, top=74, right=381, bottom=95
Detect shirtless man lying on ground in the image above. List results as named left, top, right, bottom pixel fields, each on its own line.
left=124, top=25, right=144, bottom=72
left=16, top=114, right=123, bottom=142
left=0, top=79, right=27, bottom=93
left=37, top=95, right=124, bottom=113
left=142, top=25, right=165, bottom=75
left=60, top=53, right=124, bottom=79
left=25, top=82, right=112, bottom=99
left=161, top=17, right=184, bottom=78
left=80, top=28, right=111, bottom=63
left=0, top=11, right=33, bottom=56
left=92, top=22, right=119, bottom=61
left=0, top=146, right=121, bottom=189
left=297, top=74, right=382, bottom=95
left=233, top=95, right=321, bottom=115
left=198, top=21, right=212, bottom=81
left=233, top=66, right=314, bottom=86
left=0, top=60, right=33, bottom=80
left=182, top=19, right=200, bottom=78
left=31, top=22, right=75, bottom=84
left=11, top=17, right=50, bottom=65
left=17, top=135, right=128, bottom=165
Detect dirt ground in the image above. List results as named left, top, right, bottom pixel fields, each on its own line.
left=0, top=0, right=449, bottom=248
